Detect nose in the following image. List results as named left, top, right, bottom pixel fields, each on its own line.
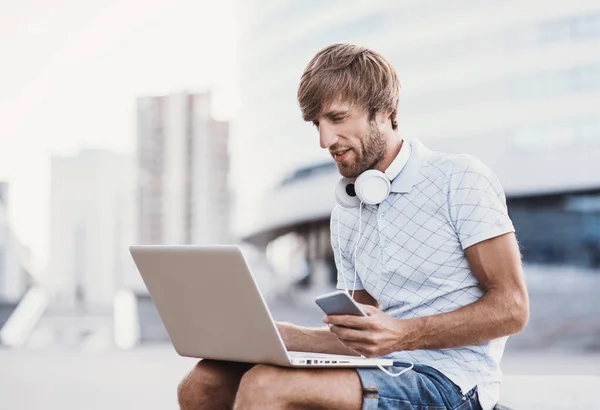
left=319, top=123, right=338, bottom=149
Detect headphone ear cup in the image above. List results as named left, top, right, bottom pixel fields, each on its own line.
left=334, top=177, right=361, bottom=208
left=354, top=170, right=391, bottom=205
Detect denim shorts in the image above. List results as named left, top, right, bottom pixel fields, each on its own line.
left=356, top=362, right=483, bottom=410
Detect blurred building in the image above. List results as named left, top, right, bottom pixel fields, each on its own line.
left=136, top=91, right=231, bottom=246
left=231, top=1, right=600, bottom=286
left=49, top=150, right=135, bottom=310
left=126, top=91, right=231, bottom=345
left=0, top=182, right=31, bottom=331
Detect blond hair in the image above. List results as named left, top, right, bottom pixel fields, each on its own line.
left=297, top=44, right=400, bottom=130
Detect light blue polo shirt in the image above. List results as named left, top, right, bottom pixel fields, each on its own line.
left=330, top=138, right=515, bottom=410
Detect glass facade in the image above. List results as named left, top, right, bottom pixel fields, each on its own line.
left=508, top=192, right=600, bottom=268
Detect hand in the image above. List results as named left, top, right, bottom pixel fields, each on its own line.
left=322, top=303, right=408, bottom=358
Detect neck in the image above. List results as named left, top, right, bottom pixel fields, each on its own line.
left=375, top=134, right=403, bottom=173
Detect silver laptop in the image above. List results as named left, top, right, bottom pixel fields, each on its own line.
left=129, top=245, right=393, bottom=368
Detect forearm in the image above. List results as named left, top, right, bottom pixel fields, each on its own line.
left=400, top=288, right=529, bottom=351
left=277, top=321, right=359, bottom=356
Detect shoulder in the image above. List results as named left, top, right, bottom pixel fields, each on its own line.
left=418, top=147, right=496, bottom=186
left=429, top=148, right=489, bottom=172
left=435, top=152, right=507, bottom=204
left=449, top=154, right=500, bottom=194
left=427, top=149, right=497, bottom=184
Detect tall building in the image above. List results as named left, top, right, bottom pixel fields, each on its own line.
left=126, top=92, right=231, bottom=345
left=231, top=1, right=600, bottom=283
left=136, top=91, right=231, bottom=246
left=49, top=150, right=136, bottom=309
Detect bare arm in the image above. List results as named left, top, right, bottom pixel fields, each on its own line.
left=325, top=232, right=530, bottom=357
left=403, top=232, right=529, bottom=350
left=276, top=290, right=378, bottom=355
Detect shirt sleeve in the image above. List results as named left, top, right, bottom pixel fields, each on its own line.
left=330, top=207, right=365, bottom=291
left=448, top=156, right=515, bottom=250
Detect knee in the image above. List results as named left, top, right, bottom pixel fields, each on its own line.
left=177, top=360, right=222, bottom=410
left=238, top=364, right=280, bottom=393
left=235, top=365, right=286, bottom=409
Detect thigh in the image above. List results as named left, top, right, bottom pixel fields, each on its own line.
left=356, top=363, right=469, bottom=410
left=192, top=359, right=254, bottom=389
left=180, top=359, right=254, bottom=402
left=177, top=360, right=252, bottom=409
left=236, top=365, right=364, bottom=410
left=195, top=359, right=254, bottom=377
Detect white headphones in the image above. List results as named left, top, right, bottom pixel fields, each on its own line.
left=332, top=140, right=415, bottom=378
left=334, top=140, right=412, bottom=208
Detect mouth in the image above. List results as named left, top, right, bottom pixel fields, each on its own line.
left=331, top=148, right=352, bottom=163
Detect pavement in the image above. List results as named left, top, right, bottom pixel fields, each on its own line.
left=1, top=345, right=599, bottom=410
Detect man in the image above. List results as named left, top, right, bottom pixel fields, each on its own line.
left=177, top=44, right=529, bottom=410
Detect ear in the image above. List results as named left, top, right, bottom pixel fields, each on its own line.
left=375, top=108, right=394, bottom=127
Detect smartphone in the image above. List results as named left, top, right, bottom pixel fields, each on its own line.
left=315, top=290, right=367, bottom=317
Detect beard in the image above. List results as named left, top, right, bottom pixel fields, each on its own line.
left=335, top=121, right=387, bottom=179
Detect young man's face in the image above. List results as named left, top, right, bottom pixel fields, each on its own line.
left=313, top=101, right=386, bottom=178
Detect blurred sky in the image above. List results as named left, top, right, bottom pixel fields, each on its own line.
left=0, top=0, right=237, bottom=270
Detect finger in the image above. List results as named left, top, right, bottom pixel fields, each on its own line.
left=324, top=314, right=370, bottom=329
left=329, top=325, right=373, bottom=343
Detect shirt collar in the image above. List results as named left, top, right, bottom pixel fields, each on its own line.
left=390, top=139, right=428, bottom=193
